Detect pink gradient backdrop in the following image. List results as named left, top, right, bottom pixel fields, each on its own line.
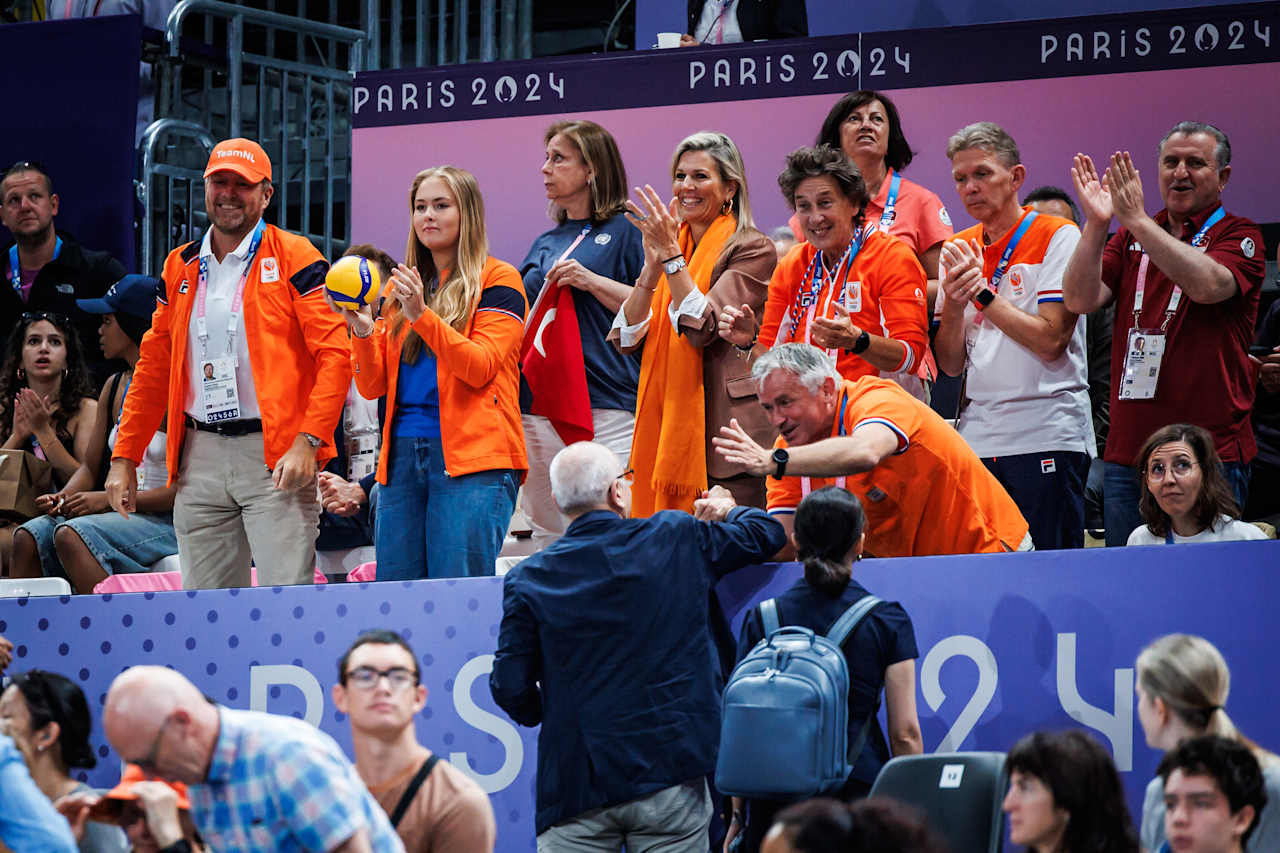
left=353, top=62, right=1280, bottom=266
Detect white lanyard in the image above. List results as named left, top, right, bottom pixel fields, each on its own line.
left=1132, top=207, right=1224, bottom=331
left=196, top=219, right=265, bottom=359
left=801, top=393, right=850, bottom=497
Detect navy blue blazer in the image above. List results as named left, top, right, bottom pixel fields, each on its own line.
left=490, top=506, right=786, bottom=833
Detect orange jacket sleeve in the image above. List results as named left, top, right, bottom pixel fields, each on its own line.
left=870, top=241, right=929, bottom=372
left=410, top=260, right=527, bottom=390
left=290, top=275, right=352, bottom=444
left=349, top=319, right=391, bottom=400
left=113, top=257, right=180, bottom=465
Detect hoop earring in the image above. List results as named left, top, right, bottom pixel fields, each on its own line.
left=16, top=367, right=24, bottom=381
left=720, top=198, right=732, bottom=215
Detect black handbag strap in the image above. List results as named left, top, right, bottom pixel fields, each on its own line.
left=390, top=754, right=440, bottom=828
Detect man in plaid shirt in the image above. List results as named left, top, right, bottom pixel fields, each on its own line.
left=103, top=666, right=404, bottom=853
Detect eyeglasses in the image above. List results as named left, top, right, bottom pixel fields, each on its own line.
left=1145, top=459, right=1199, bottom=481
left=344, top=666, right=418, bottom=691
left=615, top=468, right=635, bottom=484
left=131, top=716, right=175, bottom=776
left=21, top=311, right=70, bottom=328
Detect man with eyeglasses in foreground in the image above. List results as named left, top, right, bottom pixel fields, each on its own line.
left=101, top=665, right=404, bottom=853
left=490, top=440, right=786, bottom=852
left=334, top=630, right=496, bottom=853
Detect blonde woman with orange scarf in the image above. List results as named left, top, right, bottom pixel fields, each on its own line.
left=609, top=131, right=777, bottom=515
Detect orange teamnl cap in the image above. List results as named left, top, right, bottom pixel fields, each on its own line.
left=204, top=138, right=272, bottom=184
left=86, top=764, right=192, bottom=825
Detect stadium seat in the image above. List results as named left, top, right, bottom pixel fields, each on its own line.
left=346, top=561, right=376, bottom=583
left=869, top=751, right=1008, bottom=853
left=0, top=577, right=73, bottom=598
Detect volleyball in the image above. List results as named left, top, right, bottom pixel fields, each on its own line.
left=325, top=255, right=379, bottom=307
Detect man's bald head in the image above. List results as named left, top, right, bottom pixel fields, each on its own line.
left=104, top=667, right=219, bottom=785
left=549, top=442, right=629, bottom=518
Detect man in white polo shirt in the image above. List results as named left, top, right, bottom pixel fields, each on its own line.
left=933, top=122, right=1094, bottom=550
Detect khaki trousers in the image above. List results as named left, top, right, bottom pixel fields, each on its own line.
left=173, top=430, right=319, bottom=589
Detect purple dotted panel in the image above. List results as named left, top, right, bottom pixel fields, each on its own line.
left=0, top=578, right=539, bottom=852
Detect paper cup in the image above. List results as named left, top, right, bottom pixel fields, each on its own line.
left=656, top=32, right=682, bottom=49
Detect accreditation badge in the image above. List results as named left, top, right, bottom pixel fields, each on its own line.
left=844, top=279, right=862, bottom=314
left=347, top=433, right=379, bottom=481
left=200, top=357, right=242, bottom=422
left=1119, top=329, right=1166, bottom=401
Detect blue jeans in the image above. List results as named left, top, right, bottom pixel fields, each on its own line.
left=1103, top=460, right=1251, bottom=546
left=19, top=512, right=177, bottom=578
left=375, top=436, right=518, bottom=580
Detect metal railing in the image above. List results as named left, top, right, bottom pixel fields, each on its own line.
left=137, top=119, right=216, bottom=276
left=139, top=0, right=366, bottom=272
left=363, top=0, right=532, bottom=69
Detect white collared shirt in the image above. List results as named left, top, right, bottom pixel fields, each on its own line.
left=184, top=225, right=263, bottom=421
left=693, top=0, right=743, bottom=44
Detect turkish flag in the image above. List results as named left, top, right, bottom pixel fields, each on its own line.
left=521, top=280, right=594, bottom=445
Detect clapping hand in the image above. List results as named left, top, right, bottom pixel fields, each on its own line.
left=938, top=238, right=987, bottom=311
left=16, top=387, right=54, bottom=434
left=1072, top=153, right=1114, bottom=228
left=717, top=303, right=757, bottom=348
left=810, top=302, right=861, bottom=351
left=625, top=184, right=683, bottom=264
left=1103, top=151, right=1146, bottom=229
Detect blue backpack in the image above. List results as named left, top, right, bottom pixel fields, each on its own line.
left=715, top=594, right=883, bottom=800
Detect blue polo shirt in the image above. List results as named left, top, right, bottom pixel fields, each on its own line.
left=520, top=213, right=644, bottom=413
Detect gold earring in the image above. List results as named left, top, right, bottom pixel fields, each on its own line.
left=720, top=198, right=732, bottom=215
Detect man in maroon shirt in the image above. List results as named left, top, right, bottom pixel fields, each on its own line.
left=1063, top=121, right=1264, bottom=545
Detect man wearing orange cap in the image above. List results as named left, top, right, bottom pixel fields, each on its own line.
left=105, top=138, right=350, bottom=588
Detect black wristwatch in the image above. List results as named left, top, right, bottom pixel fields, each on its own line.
left=771, top=447, right=789, bottom=479
left=845, top=329, right=871, bottom=355
left=974, top=288, right=996, bottom=309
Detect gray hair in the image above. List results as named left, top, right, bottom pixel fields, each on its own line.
left=945, top=121, right=1021, bottom=169
left=549, top=442, right=621, bottom=515
left=1159, top=121, right=1231, bottom=171
left=751, top=343, right=841, bottom=393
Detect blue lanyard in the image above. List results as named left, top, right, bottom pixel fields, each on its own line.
left=1190, top=206, right=1225, bottom=247
left=9, top=236, right=63, bottom=295
left=1165, top=528, right=1175, bottom=544
left=837, top=392, right=849, bottom=436
left=877, top=173, right=902, bottom=233
left=989, top=211, right=1038, bottom=290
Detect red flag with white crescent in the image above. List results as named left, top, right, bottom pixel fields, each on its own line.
left=521, top=277, right=594, bottom=445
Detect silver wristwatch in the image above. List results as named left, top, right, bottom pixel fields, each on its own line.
left=662, top=255, right=687, bottom=276
left=301, top=432, right=323, bottom=448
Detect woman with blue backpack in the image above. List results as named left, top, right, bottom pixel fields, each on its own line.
left=723, top=487, right=923, bottom=853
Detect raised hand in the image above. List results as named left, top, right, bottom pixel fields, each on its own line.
left=717, top=303, right=758, bottom=347
left=625, top=184, right=683, bottom=262
left=1071, top=153, right=1114, bottom=227
left=711, top=418, right=772, bottom=476
left=323, top=291, right=375, bottom=338
left=1104, top=151, right=1146, bottom=229
left=390, top=263, right=428, bottom=324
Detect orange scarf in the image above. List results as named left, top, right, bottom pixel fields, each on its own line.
left=629, top=213, right=736, bottom=517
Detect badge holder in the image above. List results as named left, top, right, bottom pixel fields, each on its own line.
left=1119, top=328, right=1166, bottom=400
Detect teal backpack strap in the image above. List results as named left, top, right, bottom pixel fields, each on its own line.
left=825, top=595, right=883, bottom=647
left=825, top=595, right=884, bottom=767
left=760, top=598, right=780, bottom=637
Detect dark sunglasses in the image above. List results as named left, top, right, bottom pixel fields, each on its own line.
left=21, top=311, right=70, bottom=328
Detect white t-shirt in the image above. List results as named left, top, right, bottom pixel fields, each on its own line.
left=1127, top=515, right=1269, bottom=545
left=184, top=226, right=262, bottom=421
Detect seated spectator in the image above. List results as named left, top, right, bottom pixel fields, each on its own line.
left=0, top=670, right=128, bottom=852
left=0, top=633, right=11, bottom=674
left=1003, top=730, right=1138, bottom=853
left=316, top=245, right=393, bottom=557
left=1063, top=123, right=1263, bottom=545
left=102, top=665, right=402, bottom=852
left=613, top=131, right=777, bottom=512
left=0, top=731, right=78, bottom=853
left=490, top=440, right=785, bottom=850
left=760, top=798, right=948, bottom=853
left=713, top=342, right=1029, bottom=557
left=1136, top=634, right=1280, bottom=852
left=721, top=146, right=928, bottom=400
left=1024, top=184, right=1113, bottom=533
left=727, top=487, right=922, bottom=853
left=1127, top=424, right=1267, bottom=545
left=1246, top=294, right=1280, bottom=523
left=334, top=630, right=496, bottom=852
left=1, top=161, right=128, bottom=386
left=57, top=765, right=208, bottom=853
left=935, top=123, right=1092, bottom=550
left=1159, top=736, right=1268, bottom=853
left=1, top=312, right=97, bottom=575
left=681, top=0, right=807, bottom=45
left=9, top=275, right=178, bottom=593
left=329, top=166, right=526, bottom=580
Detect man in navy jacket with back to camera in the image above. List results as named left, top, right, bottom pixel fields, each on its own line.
left=490, top=440, right=785, bottom=852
